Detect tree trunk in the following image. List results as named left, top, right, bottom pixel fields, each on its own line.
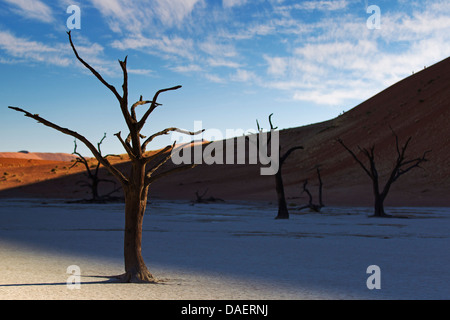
left=275, top=170, right=289, bottom=219
left=373, top=194, right=390, bottom=217
left=118, top=163, right=155, bottom=282
left=92, top=178, right=100, bottom=201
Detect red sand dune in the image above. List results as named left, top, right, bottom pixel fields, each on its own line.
left=150, top=55, right=450, bottom=207
left=0, top=152, right=77, bottom=161
left=1, top=56, right=449, bottom=207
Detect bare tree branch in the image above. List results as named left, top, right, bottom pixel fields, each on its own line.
left=137, top=85, right=182, bottom=130
left=268, top=113, right=278, bottom=130
left=130, top=97, right=161, bottom=122
left=337, top=138, right=372, bottom=178
left=67, top=31, right=122, bottom=103
left=119, top=56, right=128, bottom=103
left=114, top=131, right=136, bottom=160
left=68, top=31, right=135, bottom=136
left=141, top=127, right=204, bottom=152
left=143, top=145, right=173, bottom=164
left=298, top=166, right=324, bottom=212
left=145, top=142, right=177, bottom=182
left=144, top=141, right=199, bottom=186
left=94, top=133, right=107, bottom=176
left=146, top=164, right=197, bottom=186
left=301, top=179, right=313, bottom=204
left=71, top=138, right=93, bottom=178
left=280, top=146, right=303, bottom=165
left=8, top=106, right=128, bottom=186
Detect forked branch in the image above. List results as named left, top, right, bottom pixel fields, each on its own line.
left=114, top=131, right=136, bottom=160
left=138, top=85, right=182, bottom=130
left=130, top=97, right=161, bottom=121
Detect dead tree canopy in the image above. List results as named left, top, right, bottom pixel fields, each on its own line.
left=337, top=128, right=430, bottom=217
left=9, top=31, right=203, bottom=283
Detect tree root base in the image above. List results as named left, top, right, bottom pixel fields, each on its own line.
left=112, top=271, right=158, bottom=283
left=370, top=213, right=393, bottom=218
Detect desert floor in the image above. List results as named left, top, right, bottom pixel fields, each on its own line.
left=0, top=199, right=448, bottom=300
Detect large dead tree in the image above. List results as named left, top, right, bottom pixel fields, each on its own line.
left=337, top=130, right=430, bottom=217
left=9, top=31, right=203, bottom=283
left=252, top=114, right=303, bottom=219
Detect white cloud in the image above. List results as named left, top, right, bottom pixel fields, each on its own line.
left=207, top=58, right=241, bottom=69
left=0, top=30, right=69, bottom=66
left=89, top=0, right=202, bottom=33
left=0, top=30, right=117, bottom=76
left=152, top=0, right=201, bottom=27
left=265, top=56, right=288, bottom=77
left=231, top=69, right=258, bottom=83
left=199, top=39, right=237, bottom=58
left=2, top=0, right=54, bottom=23
left=204, top=73, right=226, bottom=83
left=222, top=0, right=247, bottom=9
left=259, top=0, right=450, bottom=107
left=170, top=64, right=203, bottom=73
left=281, top=0, right=349, bottom=12
left=127, top=68, right=153, bottom=75
left=111, top=35, right=195, bottom=61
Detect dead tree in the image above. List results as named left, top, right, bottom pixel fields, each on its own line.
left=299, top=167, right=324, bottom=212
left=9, top=31, right=203, bottom=283
left=70, top=133, right=121, bottom=202
left=337, top=130, right=430, bottom=217
left=192, top=188, right=224, bottom=204
left=250, top=114, right=303, bottom=219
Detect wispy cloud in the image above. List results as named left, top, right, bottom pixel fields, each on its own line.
left=151, top=0, right=202, bottom=27
left=111, top=34, right=196, bottom=61
left=294, top=0, right=349, bottom=11
left=231, top=69, right=259, bottom=83
left=127, top=68, right=154, bottom=75
left=222, top=0, right=247, bottom=9
left=2, top=0, right=54, bottom=23
left=207, top=58, right=241, bottom=69
left=204, top=73, right=226, bottom=83
left=89, top=0, right=202, bottom=33
left=0, top=30, right=117, bottom=76
left=2, top=0, right=448, bottom=111
left=170, top=64, right=203, bottom=73
left=0, top=30, right=69, bottom=66
left=258, top=0, right=450, bottom=106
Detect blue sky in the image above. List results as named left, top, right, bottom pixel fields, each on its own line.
left=0, top=0, right=449, bottom=155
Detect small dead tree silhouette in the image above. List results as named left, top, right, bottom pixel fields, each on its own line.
left=70, top=133, right=121, bottom=202
left=249, top=114, right=303, bottom=219
left=337, top=129, right=430, bottom=217
left=299, top=166, right=324, bottom=212
left=193, top=188, right=224, bottom=204
left=9, top=31, right=203, bottom=282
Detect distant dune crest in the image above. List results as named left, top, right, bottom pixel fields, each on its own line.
left=0, top=152, right=77, bottom=161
